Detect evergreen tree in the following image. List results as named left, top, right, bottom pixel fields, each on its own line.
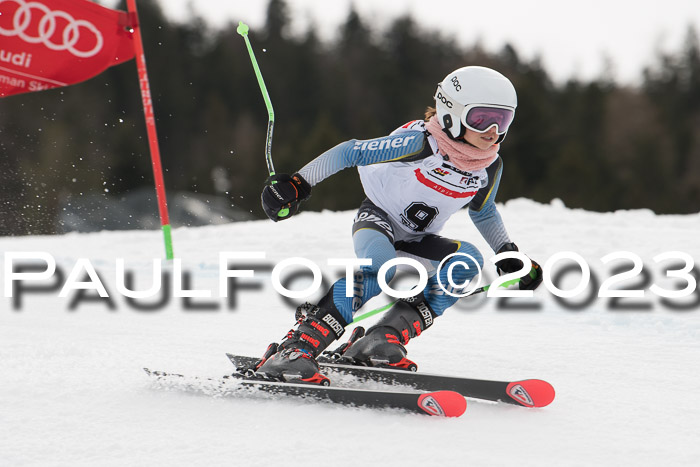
left=1, top=0, right=698, bottom=236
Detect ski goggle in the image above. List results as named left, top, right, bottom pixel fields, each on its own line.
left=463, top=104, right=514, bottom=135
left=435, top=84, right=515, bottom=135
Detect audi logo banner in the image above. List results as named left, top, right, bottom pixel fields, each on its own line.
left=0, top=0, right=135, bottom=97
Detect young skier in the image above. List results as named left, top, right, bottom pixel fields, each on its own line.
left=255, top=66, right=543, bottom=384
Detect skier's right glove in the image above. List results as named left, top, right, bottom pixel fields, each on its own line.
left=261, top=173, right=312, bottom=222
left=495, top=242, right=543, bottom=291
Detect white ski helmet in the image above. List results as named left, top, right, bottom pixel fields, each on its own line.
left=434, top=66, right=517, bottom=142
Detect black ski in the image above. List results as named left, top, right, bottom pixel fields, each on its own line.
left=226, top=353, right=555, bottom=408
left=144, top=368, right=466, bottom=417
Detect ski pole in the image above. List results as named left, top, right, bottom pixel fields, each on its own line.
left=470, top=276, right=521, bottom=295
left=237, top=21, right=289, bottom=218
left=351, top=277, right=522, bottom=324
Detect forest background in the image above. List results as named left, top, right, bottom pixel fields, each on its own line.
left=1, top=0, right=699, bottom=236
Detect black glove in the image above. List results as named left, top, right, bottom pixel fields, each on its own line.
left=261, top=173, right=312, bottom=222
left=494, top=243, right=543, bottom=291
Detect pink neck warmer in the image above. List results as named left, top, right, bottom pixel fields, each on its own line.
left=426, top=117, right=499, bottom=172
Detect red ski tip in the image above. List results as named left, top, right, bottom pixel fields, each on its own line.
left=506, top=379, right=555, bottom=407
left=417, top=391, right=467, bottom=417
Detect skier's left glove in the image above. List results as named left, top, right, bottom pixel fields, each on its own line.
left=261, top=173, right=312, bottom=222
left=495, top=242, right=543, bottom=291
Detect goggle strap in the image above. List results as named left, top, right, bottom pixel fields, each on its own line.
left=435, top=83, right=514, bottom=136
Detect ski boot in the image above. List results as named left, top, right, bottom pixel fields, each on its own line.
left=253, top=301, right=347, bottom=385
left=334, top=294, right=437, bottom=371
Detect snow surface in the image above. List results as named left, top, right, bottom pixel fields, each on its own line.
left=1, top=198, right=699, bottom=467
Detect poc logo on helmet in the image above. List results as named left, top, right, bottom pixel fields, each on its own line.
left=451, top=76, right=461, bottom=91
left=436, top=92, right=453, bottom=108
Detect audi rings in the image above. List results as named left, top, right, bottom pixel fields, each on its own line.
left=0, top=0, right=104, bottom=58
